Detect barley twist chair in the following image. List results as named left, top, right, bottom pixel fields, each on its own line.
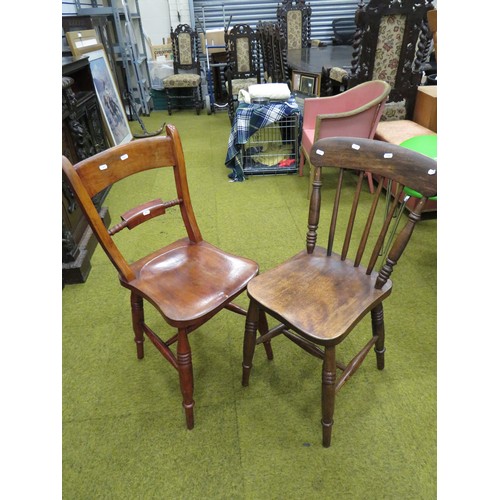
left=163, top=24, right=203, bottom=115
left=224, top=24, right=262, bottom=124
left=328, top=0, right=435, bottom=120
left=276, top=0, right=312, bottom=50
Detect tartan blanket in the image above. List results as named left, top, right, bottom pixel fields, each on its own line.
left=225, top=99, right=302, bottom=181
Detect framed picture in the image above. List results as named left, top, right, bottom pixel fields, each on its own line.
left=65, top=29, right=103, bottom=59
left=300, top=75, right=316, bottom=95
left=291, top=71, right=320, bottom=97
left=86, top=49, right=133, bottom=146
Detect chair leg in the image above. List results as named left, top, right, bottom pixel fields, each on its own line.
left=298, top=147, right=305, bottom=176
left=307, top=157, right=314, bottom=199
left=130, top=293, right=145, bottom=359
left=177, top=328, right=195, bottom=429
left=166, top=89, right=172, bottom=116
left=242, top=299, right=259, bottom=386
left=321, top=345, right=336, bottom=448
left=371, top=304, right=386, bottom=370
left=257, top=308, right=274, bottom=360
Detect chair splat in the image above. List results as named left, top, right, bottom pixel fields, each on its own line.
left=108, top=198, right=183, bottom=235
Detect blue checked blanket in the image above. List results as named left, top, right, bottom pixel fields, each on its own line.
left=225, top=99, right=302, bottom=181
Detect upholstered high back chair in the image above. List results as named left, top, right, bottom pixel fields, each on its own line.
left=276, top=0, right=312, bottom=50
left=224, top=24, right=262, bottom=123
left=163, top=24, right=203, bottom=115
left=329, top=0, right=434, bottom=120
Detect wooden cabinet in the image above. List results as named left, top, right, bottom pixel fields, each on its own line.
left=62, top=57, right=111, bottom=285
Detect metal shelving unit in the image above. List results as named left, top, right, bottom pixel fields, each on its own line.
left=74, top=0, right=153, bottom=116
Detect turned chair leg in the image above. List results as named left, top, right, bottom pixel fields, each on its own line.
left=177, top=328, right=195, bottom=429
left=371, top=304, right=386, bottom=370
left=258, top=308, right=274, bottom=360
left=242, top=299, right=259, bottom=386
left=130, top=293, right=145, bottom=359
left=321, top=345, right=336, bottom=448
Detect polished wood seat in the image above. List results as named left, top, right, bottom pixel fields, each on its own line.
left=242, top=136, right=437, bottom=447
left=62, top=124, right=272, bottom=430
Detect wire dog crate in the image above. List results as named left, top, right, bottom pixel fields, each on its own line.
left=240, top=114, right=300, bottom=176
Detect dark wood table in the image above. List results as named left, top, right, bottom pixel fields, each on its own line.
left=287, top=45, right=352, bottom=97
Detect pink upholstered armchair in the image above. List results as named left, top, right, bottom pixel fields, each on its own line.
left=299, top=80, right=391, bottom=197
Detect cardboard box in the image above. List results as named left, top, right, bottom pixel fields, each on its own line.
left=199, top=29, right=226, bottom=55
left=413, top=85, right=437, bottom=132
left=151, top=44, right=172, bottom=60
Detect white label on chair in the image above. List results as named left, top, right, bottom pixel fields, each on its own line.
left=351, top=143, right=360, bottom=150
left=142, top=209, right=151, bottom=216
left=99, top=164, right=108, bottom=170
left=428, top=169, right=436, bottom=175
left=315, top=149, right=324, bottom=156
left=120, top=154, right=129, bottom=161
left=384, top=153, right=393, bottom=159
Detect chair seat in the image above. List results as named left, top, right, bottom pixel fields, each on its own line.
left=375, top=119, right=436, bottom=145
left=125, top=238, right=259, bottom=326
left=247, top=247, right=392, bottom=343
left=163, top=73, right=201, bottom=88
left=227, top=78, right=258, bottom=95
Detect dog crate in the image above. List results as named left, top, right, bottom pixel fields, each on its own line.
left=240, top=113, right=300, bottom=176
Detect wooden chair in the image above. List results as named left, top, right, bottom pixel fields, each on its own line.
left=62, top=125, right=273, bottom=430
left=163, top=24, right=203, bottom=115
left=326, top=0, right=435, bottom=120
left=241, top=136, right=437, bottom=447
left=276, top=0, right=312, bottom=50
left=256, top=21, right=288, bottom=84
left=224, top=24, right=262, bottom=124
left=299, top=80, right=391, bottom=197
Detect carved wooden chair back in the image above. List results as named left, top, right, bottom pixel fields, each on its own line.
left=348, top=0, right=435, bottom=120
left=242, top=136, right=437, bottom=447
left=224, top=23, right=262, bottom=123
left=257, top=21, right=288, bottom=84
left=276, top=0, right=312, bottom=50
left=163, top=24, right=203, bottom=114
left=62, top=124, right=273, bottom=431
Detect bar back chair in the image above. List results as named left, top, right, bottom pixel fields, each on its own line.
left=299, top=80, right=391, bottom=197
left=276, top=0, right=312, bottom=50
left=242, top=136, right=437, bottom=447
left=62, top=125, right=272, bottom=430
left=163, top=24, right=203, bottom=115
left=224, top=24, right=262, bottom=123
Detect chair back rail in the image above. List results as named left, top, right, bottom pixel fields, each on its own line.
left=62, top=125, right=203, bottom=282
left=309, top=136, right=436, bottom=287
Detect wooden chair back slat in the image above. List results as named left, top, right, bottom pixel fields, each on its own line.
left=62, top=125, right=203, bottom=282
left=309, top=137, right=436, bottom=284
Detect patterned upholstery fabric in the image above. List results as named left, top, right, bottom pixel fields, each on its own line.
left=380, top=100, right=407, bottom=121
left=226, top=78, right=258, bottom=95
left=372, top=15, right=405, bottom=88
left=286, top=11, right=303, bottom=49
left=329, top=67, right=348, bottom=83
left=163, top=73, right=201, bottom=88
left=178, top=33, right=193, bottom=66
left=236, top=38, right=251, bottom=73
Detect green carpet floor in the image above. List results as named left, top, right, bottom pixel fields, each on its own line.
left=62, top=109, right=437, bottom=499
